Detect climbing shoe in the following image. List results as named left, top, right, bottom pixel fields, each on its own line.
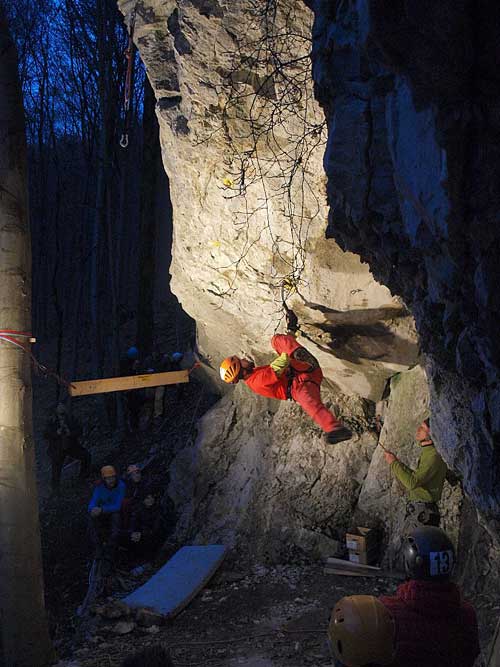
left=325, top=425, right=352, bottom=445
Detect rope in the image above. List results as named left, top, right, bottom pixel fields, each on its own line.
left=158, top=362, right=204, bottom=435
left=375, top=414, right=395, bottom=572
left=120, top=5, right=137, bottom=148
left=182, top=382, right=205, bottom=440
left=280, top=282, right=299, bottom=335
left=0, top=329, right=74, bottom=390
left=388, top=457, right=394, bottom=573
left=0, top=328, right=35, bottom=354
left=378, top=415, right=395, bottom=573
left=0, top=329, right=34, bottom=352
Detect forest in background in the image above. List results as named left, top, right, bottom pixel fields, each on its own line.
left=7, top=0, right=192, bottom=416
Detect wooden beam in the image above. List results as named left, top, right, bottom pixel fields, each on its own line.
left=69, top=370, right=189, bottom=397
left=324, top=568, right=372, bottom=578
left=326, top=558, right=380, bottom=572
left=324, top=567, right=405, bottom=580
left=324, top=557, right=406, bottom=580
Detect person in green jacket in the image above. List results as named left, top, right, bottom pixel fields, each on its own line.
left=383, top=419, right=447, bottom=530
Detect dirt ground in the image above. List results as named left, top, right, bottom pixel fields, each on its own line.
left=68, top=564, right=402, bottom=667
left=63, top=556, right=497, bottom=667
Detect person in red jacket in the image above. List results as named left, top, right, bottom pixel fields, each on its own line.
left=220, top=333, right=352, bottom=444
left=328, top=526, right=480, bottom=667
left=379, top=526, right=480, bottom=667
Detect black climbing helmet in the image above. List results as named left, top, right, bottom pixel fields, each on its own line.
left=403, top=526, right=455, bottom=581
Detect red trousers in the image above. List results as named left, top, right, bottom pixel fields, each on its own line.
left=271, top=335, right=340, bottom=432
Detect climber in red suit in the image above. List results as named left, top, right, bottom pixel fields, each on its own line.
left=220, top=333, right=352, bottom=445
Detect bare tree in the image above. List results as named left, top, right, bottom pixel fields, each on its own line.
left=136, top=77, right=160, bottom=355
left=0, top=5, right=54, bottom=665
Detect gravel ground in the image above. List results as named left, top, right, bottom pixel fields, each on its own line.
left=65, top=563, right=402, bottom=667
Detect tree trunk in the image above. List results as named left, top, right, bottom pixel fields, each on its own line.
left=0, top=7, right=54, bottom=666
left=90, top=0, right=109, bottom=378
left=136, top=77, right=159, bottom=356
left=105, top=185, right=120, bottom=427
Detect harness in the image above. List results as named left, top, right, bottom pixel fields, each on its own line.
left=405, top=500, right=440, bottom=529
left=285, top=347, right=321, bottom=400
left=286, top=371, right=294, bottom=400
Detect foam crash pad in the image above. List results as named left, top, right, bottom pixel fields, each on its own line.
left=124, top=545, right=227, bottom=618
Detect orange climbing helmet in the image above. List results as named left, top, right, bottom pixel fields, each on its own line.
left=220, top=356, right=241, bottom=384
left=328, top=595, right=395, bottom=666
left=100, top=465, right=117, bottom=478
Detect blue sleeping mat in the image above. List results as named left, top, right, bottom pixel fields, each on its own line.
left=124, top=544, right=227, bottom=617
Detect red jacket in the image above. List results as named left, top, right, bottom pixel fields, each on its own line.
left=243, top=335, right=310, bottom=400
left=379, top=580, right=480, bottom=667
left=244, top=364, right=289, bottom=400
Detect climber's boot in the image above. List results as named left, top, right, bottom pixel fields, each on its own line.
left=325, top=425, right=352, bottom=445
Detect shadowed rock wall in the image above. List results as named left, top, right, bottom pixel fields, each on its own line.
left=306, top=0, right=500, bottom=523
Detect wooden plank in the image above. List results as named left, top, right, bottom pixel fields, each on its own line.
left=324, top=566, right=406, bottom=580
left=124, top=545, right=227, bottom=618
left=325, top=568, right=371, bottom=578
left=326, top=556, right=381, bottom=571
left=68, top=370, right=189, bottom=397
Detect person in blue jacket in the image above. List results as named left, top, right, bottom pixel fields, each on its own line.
left=88, top=465, right=126, bottom=556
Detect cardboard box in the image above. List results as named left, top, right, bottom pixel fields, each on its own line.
left=348, top=546, right=379, bottom=566
left=345, top=527, right=378, bottom=552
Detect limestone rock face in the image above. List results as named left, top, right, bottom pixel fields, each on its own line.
left=306, top=0, right=500, bottom=521
left=169, top=381, right=378, bottom=558
left=115, top=0, right=499, bottom=565
left=117, top=0, right=418, bottom=401
left=168, top=364, right=466, bottom=570
left=356, top=365, right=463, bottom=565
